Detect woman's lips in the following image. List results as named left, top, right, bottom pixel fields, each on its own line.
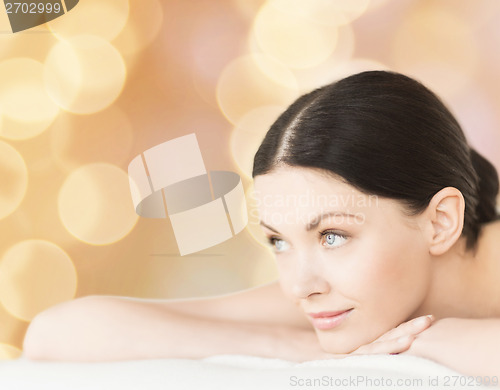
left=306, top=309, right=353, bottom=330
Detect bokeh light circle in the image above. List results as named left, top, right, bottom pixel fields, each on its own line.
left=112, top=0, right=163, bottom=58
left=253, top=1, right=339, bottom=69
left=291, top=23, right=355, bottom=91
left=0, top=141, right=28, bottom=220
left=48, top=0, right=129, bottom=42
left=58, top=163, right=138, bottom=245
left=216, top=54, right=299, bottom=124
left=44, top=35, right=127, bottom=114
left=0, top=343, right=22, bottom=360
left=230, top=106, right=285, bottom=178
left=0, top=240, right=77, bottom=321
left=268, top=0, right=370, bottom=27
left=0, top=58, right=59, bottom=140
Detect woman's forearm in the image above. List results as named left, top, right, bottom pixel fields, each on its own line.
left=22, top=296, right=325, bottom=362
left=154, top=314, right=326, bottom=362
left=405, top=318, right=500, bottom=379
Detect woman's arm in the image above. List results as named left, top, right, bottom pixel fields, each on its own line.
left=403, top=317, right=500, bottom=380
left=22, top=279, right=434, bottom=362
left=152, top=279, right=314, bottom=329
left=21, top=281, right=325, bottom=362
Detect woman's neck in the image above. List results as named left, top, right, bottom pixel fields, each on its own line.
left=409, top=222, right=500, bottom=320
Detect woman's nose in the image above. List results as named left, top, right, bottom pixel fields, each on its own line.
left=290, top=255, right=330, bottom=299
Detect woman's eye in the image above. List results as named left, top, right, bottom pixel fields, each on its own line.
left=320, top=231, right=348, bottom=248
left=267, top=231, right=348, bottom=252
left=268, top=237, right=290, bottom=253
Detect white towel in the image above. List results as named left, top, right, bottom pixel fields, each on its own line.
left=0, top=354, right=489, bottom=390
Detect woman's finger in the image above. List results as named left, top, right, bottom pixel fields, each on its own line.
left=347, top=315, right=434, bottom=356
left=351, top=333, right=416, bottom=355
left=373, top=314, right=434, bottom=343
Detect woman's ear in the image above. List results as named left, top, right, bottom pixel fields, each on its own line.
left=424, top=187, right=465, bottom=256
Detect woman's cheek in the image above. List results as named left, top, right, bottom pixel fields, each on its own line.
left=362, top=243, right=429, bottom=321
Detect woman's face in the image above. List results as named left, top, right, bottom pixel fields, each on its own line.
left=252, top=166, right=433, bottom=354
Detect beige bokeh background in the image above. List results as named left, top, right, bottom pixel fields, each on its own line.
left=0, top=0, right=500, bottom=358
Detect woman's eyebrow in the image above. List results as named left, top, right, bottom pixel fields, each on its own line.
left=259, top=211, right=356, bottom=234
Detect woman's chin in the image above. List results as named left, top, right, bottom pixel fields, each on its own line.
left=316, top=335, right=361, bottom=355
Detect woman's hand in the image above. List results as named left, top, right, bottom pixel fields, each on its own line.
left=348, top=314, right=435, bottom=356
left=313, top=314, right=435, bottom=360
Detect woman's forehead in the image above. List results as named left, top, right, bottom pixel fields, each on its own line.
left=252, top=168, right=408, bottom=227
left=253, top=166, right=358, bottom=198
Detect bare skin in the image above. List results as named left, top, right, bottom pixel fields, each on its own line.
left=21, top=167, right=500, bottom=379
left=20, top=278, right=436, bottom=362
